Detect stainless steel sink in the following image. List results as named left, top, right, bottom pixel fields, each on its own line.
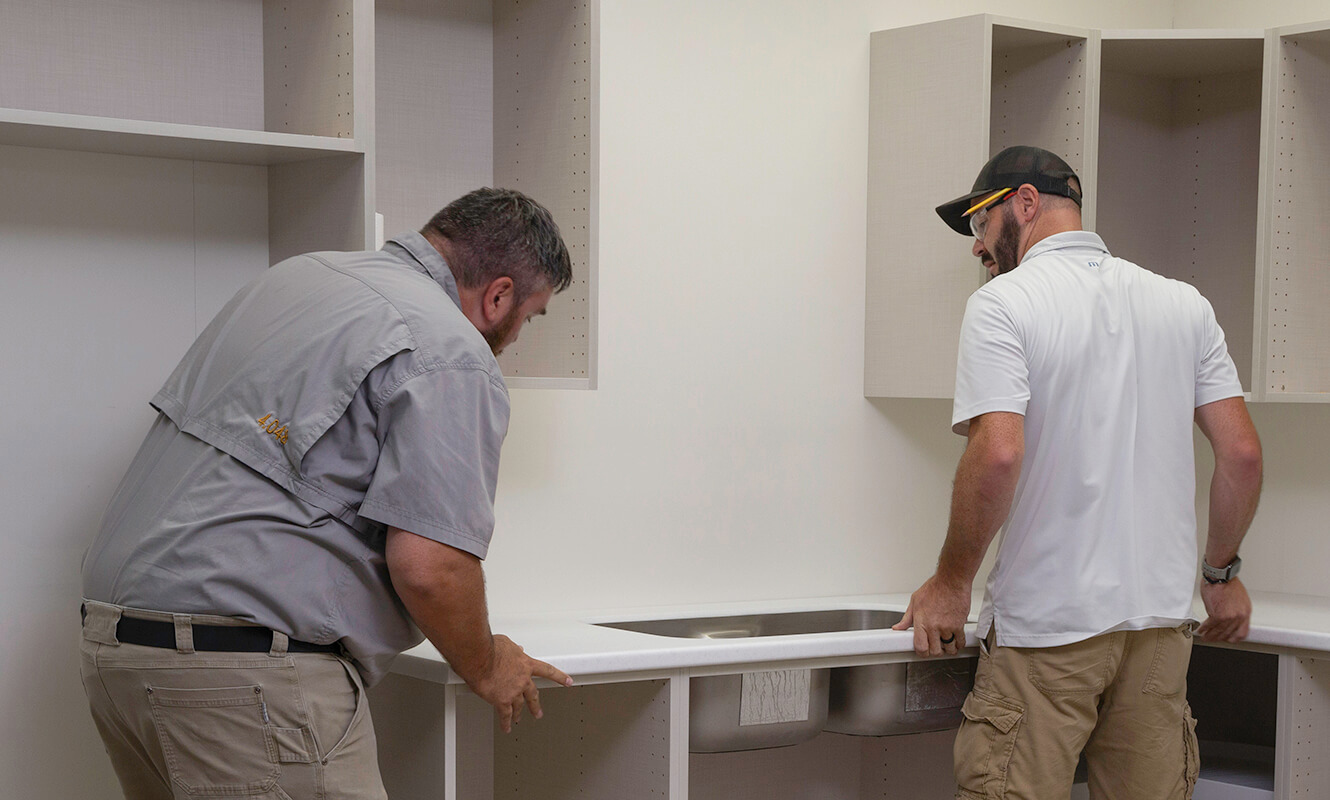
left=594, top=609, right=907, bottom=752
left=593, top=608, right=905, bottom=639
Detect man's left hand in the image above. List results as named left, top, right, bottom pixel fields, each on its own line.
left=892, top=574, right=972, bottom=656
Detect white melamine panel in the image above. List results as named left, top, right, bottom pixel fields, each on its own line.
left=1266, top=28, right=1330, bottom=398
left=0, top=144, right=268, bottom=799
left=375, top=0, right=495, bottom=237
left=494, top=680, right=670, bottom=799
left=1097, top=35, right=1264, bottom=393
left=493, top=0, right=595, bottom=384
left=865, top=16, right=989, bottom=399
left=0, top=0, right=264, bottom=129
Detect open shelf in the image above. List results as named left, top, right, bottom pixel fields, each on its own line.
left=0, top=108, right=362, bottom=166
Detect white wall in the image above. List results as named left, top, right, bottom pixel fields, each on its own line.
left=8, top=2, right=1330, bottom=798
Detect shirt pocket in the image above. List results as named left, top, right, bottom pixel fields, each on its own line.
left=954, top=691, right=1025, bottom=799
left=147, top=684, right=284, bottom=797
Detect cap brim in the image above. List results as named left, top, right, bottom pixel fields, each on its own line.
left=935, top=189, right=991, bottom=236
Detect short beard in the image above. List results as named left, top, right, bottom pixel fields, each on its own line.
left=483, top=302, right=524, bottom=356
left=992, top=212, right=1021, bottom=275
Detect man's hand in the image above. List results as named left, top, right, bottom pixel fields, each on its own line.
left=892, top=574, right=972, bottom=656
left=471, top=634, right=574, bottom=733
left=1198, top=578, right=1252, bottom=643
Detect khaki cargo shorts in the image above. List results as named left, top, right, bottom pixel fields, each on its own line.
left=954, top=624, right=1199, bottom=800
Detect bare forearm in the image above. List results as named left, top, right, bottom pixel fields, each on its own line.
left=386, top=528, right=496, bottom=687
left=1204, top=458, right=1262, bottom=567
left=936, top=415, right=1023, bottom=587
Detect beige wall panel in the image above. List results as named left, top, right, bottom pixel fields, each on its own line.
left=264, top=0, right=356, bottom=137
left=269, top=154, right=367, bottom=263
left=0, top=0, right=263, bottom=129
left=495, top=680, right=670, bottom=798
left=0, top=145, right=270, bottom=798
left=690, top=732, right=862, bottom=799
left=493, top=0, right=594, bottom=382
left=375, top=0, right=494, bottom=238
left=865, top=16, right=989, bottom=399
left=1267, top=32, right=1330, bottom=396
left=192, top=162, right=271, bottom=329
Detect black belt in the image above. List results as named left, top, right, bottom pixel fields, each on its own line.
left=82, top=606, right=340, bottom=654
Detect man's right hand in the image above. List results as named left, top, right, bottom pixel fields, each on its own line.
left=1198, top=577, right=1252, bottom=643
left=471, top=634, right=574, bottom=733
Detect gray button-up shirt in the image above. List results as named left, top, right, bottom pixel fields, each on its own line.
left=82, top=233, right=510, bottom=684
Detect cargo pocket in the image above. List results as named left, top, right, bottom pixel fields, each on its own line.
left=147, top=684, right=285, bottom=797
left=954, top=691, right=1024, bottom=799
left=1182, top=703, right=1200, bottom=798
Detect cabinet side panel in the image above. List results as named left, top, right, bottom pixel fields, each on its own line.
left=990, top=36, right=1089, bottom=176
left=375, top=0, right=494, bottom=237
left=494, top=681, right=670, bottom=799
left=1285, top=657, right=1330, bottom=795
left=269, top=154, right=367, bottom=263
left=860, top=728, right=958, bottom=798
left=1267, top=35, right=1330, bottom=398
left=493, top=0, right=593, bottom=382
left=865, top=19, right=988, bottom=399
left=0, top=0, right=263, bottom=129
left=264, top=0, right=356, bottom=137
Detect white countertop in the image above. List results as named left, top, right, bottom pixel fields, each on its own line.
left=388, top=591, right=1330, bottom=686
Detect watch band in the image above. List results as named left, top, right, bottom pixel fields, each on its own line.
left=1202, top=555, right=1242, bottom=584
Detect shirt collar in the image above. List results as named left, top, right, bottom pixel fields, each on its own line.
left=384, top=232, right=463, bottom=308
left=1020, top=230, right=1110, bottom=265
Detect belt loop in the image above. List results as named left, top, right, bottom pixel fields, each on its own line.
left=269, top=630, right=289, bottom=658
left=173, top=614, right=195, bottom=654
left=82, top=601, right=122, bottom=646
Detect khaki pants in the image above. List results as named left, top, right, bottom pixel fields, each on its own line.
left=954, top=625, right=1200, bottom=800
left=80, top=602, right=387, bottom=800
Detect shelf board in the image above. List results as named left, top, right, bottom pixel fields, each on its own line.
left=0, top=108, right=363, bottom=165
left=1101, top=32, right=1264, bottom=79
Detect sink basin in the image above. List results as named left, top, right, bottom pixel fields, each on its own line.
left=594, top=608, right=905, bottom=639
left=594, top=608, right=906, bottom=752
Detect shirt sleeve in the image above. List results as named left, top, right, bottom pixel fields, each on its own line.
left=952, top=289, right=1030, bottom=436
left=1194, top=295, right=1245, bottom=408
left=358, top=367, right=510, bottom=558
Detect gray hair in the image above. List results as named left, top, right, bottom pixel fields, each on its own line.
left=422, top=188, right=573, bottom=298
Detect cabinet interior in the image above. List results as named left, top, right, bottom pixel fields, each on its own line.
left=376, top=0, right=594, bottom=386
left=1187, top=645, right=1278, bottom=790
left=1097, top=36, right=1263, bottom=393
left=990, top=25, right=1090, bottom=188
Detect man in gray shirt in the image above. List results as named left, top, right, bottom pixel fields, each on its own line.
left=80, top=188, right=573, bottom=800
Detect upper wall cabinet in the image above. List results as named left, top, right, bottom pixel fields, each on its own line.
left=0, top=0, right=376, bottom=262
left=377, top=0, right=598, bottom=389
left=865, top=15, right=1094, bottom=399
left=1264, top=22, right=1330, bottom=401
left=867, top=15, right=1330, bottom=404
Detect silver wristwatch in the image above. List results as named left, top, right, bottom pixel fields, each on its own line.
left=1202, top=555, right=1242, bottom=584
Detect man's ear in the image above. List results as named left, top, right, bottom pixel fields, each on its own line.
left=481, top=276, right=516, bottom=324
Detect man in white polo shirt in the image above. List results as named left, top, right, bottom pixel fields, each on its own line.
left=893, top=146, right=1264, bottom=798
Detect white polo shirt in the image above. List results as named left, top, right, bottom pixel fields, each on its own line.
left=953, top=232, right=1243, bottom=648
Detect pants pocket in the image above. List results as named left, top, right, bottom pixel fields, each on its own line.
left=954, top=691, right=1024, bottom=799
left=1183, top=703, right=1200, bottom=797
left=147, top=684, right=284, bottom=797
left=1144, top=625, right=1194, bottom=699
